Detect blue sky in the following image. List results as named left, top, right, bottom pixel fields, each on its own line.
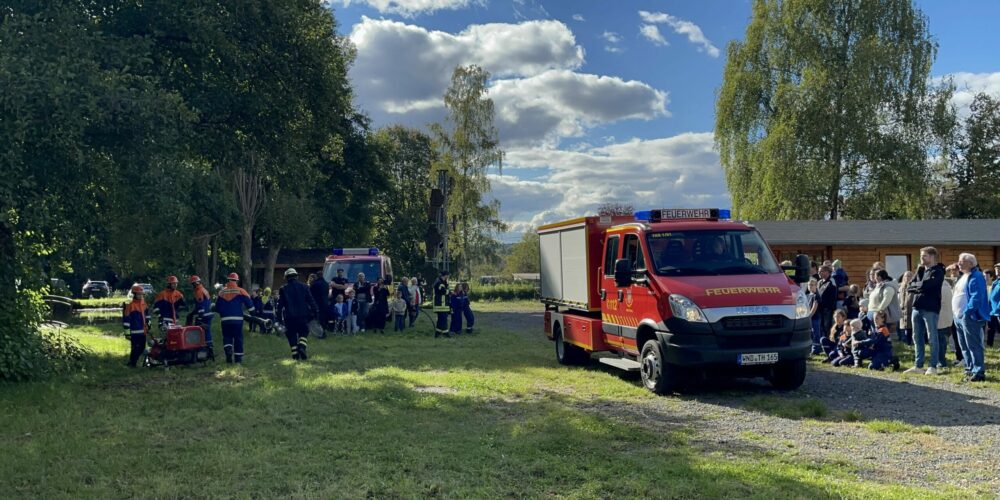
left=329, top=0, right=1000, bottom=241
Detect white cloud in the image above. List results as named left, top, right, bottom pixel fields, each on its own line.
left=493, top=132, right=729, bottom=236
left=350, top=18, right=668, bottom=147
left=638, top=10, right=719, bottom=57
left=490, top=70, right=668, bottom=146
left=602, top=30, right=624, bottom=53
left=572, top=13, right=585, bottom=22
left=935, top=71, right=1000, bottom=116
left=333, top=0, right=479, bottom=17
left=639, top=24, right=668, bottom=47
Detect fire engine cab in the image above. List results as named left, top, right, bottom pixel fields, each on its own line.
left=321, top=248, right=394, bottom=285
left=538, top=209, right=812, bottom=394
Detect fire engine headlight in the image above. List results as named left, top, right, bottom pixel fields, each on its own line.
left=668, top=294, right=707, bottom=323
left=795, top=290, right=810, bottom=319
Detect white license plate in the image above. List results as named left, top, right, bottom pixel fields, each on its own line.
left=738, top=352, right=779, bottom=365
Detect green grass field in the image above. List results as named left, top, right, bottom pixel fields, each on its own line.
left=0, top=309, right=979, bottom=498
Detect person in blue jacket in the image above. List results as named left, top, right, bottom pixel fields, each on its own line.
left=249, top=288, right=265, bottom=333
left=954, top=253, right=990, bottom=382
left=460, top=282, right=475, bottom=334
left=854, top=311, right=900, bottom=371
left=988, top=263, right=1000, bottom=348
left=122, top=284, right=149, bottom=367
left=188, top=275, right=216, bottom=358
left=215, top=273, right=255, bottom=364
left=448, top=285, right=464, bottom=335
left=277, top=268, right=318, bottom=360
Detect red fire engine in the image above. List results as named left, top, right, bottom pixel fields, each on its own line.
left=538, top=209, right=812, bottom=394
left=321, top=248, right=395, bottom=285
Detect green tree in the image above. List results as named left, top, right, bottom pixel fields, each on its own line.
left=715, top=0, right=951, bottom=220
left=104, top=0, right=361, bottom=280
left=431, top=65, right=506, bottom=279
left=371, top=126, right=435, bottom=276
left=947, top=93, right=1000, bottom=218
left=258, top=191, right=319, bottom=288
left=0, top=1, right=191, bottom=379
left=504, top=231, right=540, bottom=275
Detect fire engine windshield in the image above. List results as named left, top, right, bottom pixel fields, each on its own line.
left=323, top=260, right=382, bottom=283
left=646, top=230, right=781, bottom=276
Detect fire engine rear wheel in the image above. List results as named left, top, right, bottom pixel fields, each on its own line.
left=640, top=340, right=676, bottom=395
left=554, top=324, right=587, bottom=365
left=769, top=359, right=807, bottom=390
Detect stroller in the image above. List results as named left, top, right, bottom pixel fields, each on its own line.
left=143, top=317, right=214, bottom=368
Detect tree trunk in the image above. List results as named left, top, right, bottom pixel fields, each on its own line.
left=241, top=222, right=253, bottom=288
left=234, top=167, right=265, bottom=289
left=192, top=234, right=212, bottom=279
left=210, top=235, right=219, bottom=286
left=264, top=246, right=281, bottom=291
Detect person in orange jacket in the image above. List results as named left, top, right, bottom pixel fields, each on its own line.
left=122, top=284, right=149, bottom=367
left=153, top=275, right=187, bottom=324
left=215, top=273, right=255, bottom=363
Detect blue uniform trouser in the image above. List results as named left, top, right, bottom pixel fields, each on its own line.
left=199, top=318, right=214, bottom=345
left=284, top=317, right=308, bottom=359
left=956, top=315, right=986, bottom=378
left=128, top=334, right=146, bottom=366
left=221, top=321, right=244, bottom=363
left=435, top=311, right=449, bottom=333
left=450, top=310, right=463, bottom=333
left=462, top=306, right=475, bottom=332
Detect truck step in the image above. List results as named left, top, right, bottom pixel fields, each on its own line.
left=598, top=357, right=642, bottom=372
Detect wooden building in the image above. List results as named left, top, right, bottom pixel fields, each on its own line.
left=753, top=220, right=1000, bottom=283
left=251, top=248, right=330, bottom=291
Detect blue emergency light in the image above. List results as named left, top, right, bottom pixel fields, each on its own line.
left=331, top=247, right=380, bottom=256
left=634, top=208, right=731, bottom=222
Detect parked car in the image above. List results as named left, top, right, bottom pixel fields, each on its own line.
left=81, top=280, right=110, bottom=298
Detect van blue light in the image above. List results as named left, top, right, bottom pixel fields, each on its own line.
left=633, top=208, right=732, bottom=222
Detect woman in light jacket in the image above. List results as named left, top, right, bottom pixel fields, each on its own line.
left=870, top=270, right=901, bottom=333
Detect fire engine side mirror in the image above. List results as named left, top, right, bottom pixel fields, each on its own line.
left=614, top=259, right=632, bottom=288
left=792, top=254, right=811, bottom=284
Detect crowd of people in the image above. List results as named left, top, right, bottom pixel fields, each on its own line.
left=122, top=268, right=477, bottom=366
left=801, top=247, right=999, bottom=382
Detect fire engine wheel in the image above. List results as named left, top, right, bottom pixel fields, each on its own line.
left=640, top=340, right=676, bottom=395
left=554, top=324, right=587, bottom=365
left=769, top=359, right=807, bottom=390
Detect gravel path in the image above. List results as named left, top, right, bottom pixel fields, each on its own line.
left=481, top=310, right=1000, bottom=491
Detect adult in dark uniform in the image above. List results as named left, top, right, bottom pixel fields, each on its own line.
left=278, top=268, right=318, bottom=360
left=432, top=270, right=451, bottom=338
left=309, top=271, right=330, bottom=335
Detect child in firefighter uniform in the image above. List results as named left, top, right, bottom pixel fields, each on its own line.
left=460, top=283, right=475, bottom=333
left=449, top=284, right=470, bottom=335
left=432, top=270, right=451, bottom=337
left=215, top=273, right=255, bottom=363
left=153, top=275, right=187, bottom=324
left=188, top=275, right=216, bottom=357
left=277, top=268, right=318, bottom=360
left=854, top=311, right=900, bottom=370
left=122, top=284, right=149, bottom=367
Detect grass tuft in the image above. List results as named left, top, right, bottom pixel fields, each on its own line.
left=743, top=396, right=829, bottom=419
left=864, top=420, right=935, bottom=434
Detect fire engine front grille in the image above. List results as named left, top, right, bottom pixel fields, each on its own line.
left=718, top=333, right=792, bottom=350
left=720, top=315, right=784, bottom=330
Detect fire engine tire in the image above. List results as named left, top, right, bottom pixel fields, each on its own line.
left=640, top=340, right=676, bottom=395
left=769, top=359, right=807, bottom=390
left=554, top=324, right=588, bottom=366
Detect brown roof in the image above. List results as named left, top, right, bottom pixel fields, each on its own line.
left=751, top=220, right=1000, bottom=246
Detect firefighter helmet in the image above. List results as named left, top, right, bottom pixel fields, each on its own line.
left=189, top=275, right=201, bottom=284
left=284, top=268, right=298, bottom=277
left=131, top=284, right=144, bottom=296
left=227, top=273, right=239, bottom=282
left=166, top=275, right=179, bottom=285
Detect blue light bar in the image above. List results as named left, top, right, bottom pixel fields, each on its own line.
left=331, top=247, right=380, bottom=256
left=634, top=208, right=732, bottom=222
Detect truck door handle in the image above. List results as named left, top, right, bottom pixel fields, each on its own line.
left=618, top=291, right=624, bottom=301
left=600, top=289, right=606, bottom=300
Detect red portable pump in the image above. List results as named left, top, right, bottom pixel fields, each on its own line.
left=144, top=318, right=213, bottom=367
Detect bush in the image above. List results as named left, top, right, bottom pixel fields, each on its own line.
left=1, top=288, right=89, bottom=381
left=467, top=282, right=538, bottom=301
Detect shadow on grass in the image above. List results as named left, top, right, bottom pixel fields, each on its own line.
left=2, top=365, right=903, bottom=499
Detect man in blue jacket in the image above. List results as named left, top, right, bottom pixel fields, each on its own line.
left=278, top=268, right=318, bottom=360
left=215, top=273, right=256, bottom=364
left=955, top=253, right=990, bottom=382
